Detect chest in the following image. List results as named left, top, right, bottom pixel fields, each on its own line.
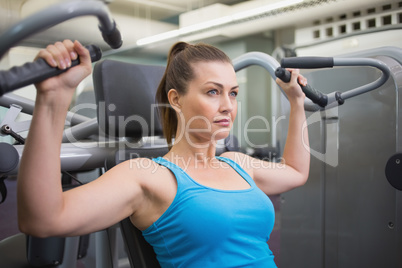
left=184, top=164, right=251, bottom=191
left=167, top=184, right=276, bottom=245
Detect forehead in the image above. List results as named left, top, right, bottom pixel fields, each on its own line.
left=190, top=61, right=236, bottom=83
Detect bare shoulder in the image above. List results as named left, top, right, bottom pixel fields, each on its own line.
left=114, top=157, right=177, bottom=230
left=90, top=158, right=163, bottom=200
left=117, top=157, right=176, bottom=197
left=112, top=157, right=171, bottom=184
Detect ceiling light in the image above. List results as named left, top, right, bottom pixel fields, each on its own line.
left=136, top=0, right=305, bottom=46
left=178, top=16, right=233, bottom=35
left=136, top=29, right=180, bottom=46
left=125, top=0, right=185, bottom=12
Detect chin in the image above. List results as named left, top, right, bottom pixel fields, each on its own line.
left=212, top=129, right=231, bottom=141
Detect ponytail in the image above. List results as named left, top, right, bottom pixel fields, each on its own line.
left=156, top=42, right=189, bottom=147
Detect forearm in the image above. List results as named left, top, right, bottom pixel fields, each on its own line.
left=282, top=99, right=310, bottom=182
left=16, top=40, right=93, bottom=236
left=17, top=93, right=72, bottom=235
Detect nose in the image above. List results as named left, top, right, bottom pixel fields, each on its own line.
left=220, top=94, right=234, bottom=114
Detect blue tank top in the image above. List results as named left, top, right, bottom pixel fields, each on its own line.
left=142, top=156, right=277, bottom=268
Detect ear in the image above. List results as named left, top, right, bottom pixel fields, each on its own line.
left=167, top=89, right=182, bottom=112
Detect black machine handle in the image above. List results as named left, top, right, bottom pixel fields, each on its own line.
left=0, top=44, right=102, bottom=97
left=99, top=20, right=122, bottom=50
left=281, top=56, right=334, bottom=69
left=275, top=67, right=328, bottom=107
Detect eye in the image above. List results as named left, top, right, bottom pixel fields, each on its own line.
left=208, top=89, right=219, bottom=95
left=230, top=91, right=238, bottom=97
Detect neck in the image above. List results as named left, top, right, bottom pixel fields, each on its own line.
left=165, top=136, right=219, bottom=168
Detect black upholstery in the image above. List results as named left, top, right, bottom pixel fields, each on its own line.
left=120, top=218, right=160, bottom=268
left=93, top=60, right=166, bottom=267
left=93, top=60, right=165, bottom=139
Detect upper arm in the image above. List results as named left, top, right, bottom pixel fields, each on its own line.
left=251, top=156, right=308, bottom=195
left=221, top=151, right=307, bottom=195
left=54, top=159, right=147, bottom=236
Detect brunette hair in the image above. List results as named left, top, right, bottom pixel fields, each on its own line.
left=156, top=41, right=232, bottom=146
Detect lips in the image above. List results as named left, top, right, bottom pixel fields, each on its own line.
left=213, top=117, right=231, bottom=126
left=213, top=116, right=230, bottom=122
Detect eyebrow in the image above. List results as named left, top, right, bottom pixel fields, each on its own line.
left=205, top=81, right=239, bottom=90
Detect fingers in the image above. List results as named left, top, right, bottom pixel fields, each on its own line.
left=73, top=40, right=90, bottom=66
left=36, top=39, right=84, bottom=70
left=276, top=68, right=306, bottom=87
left=297, top=74, right=307, bottom=87
left=287, top=68, right=307, bottom=87
left=276, top=68, right=307, bottom=101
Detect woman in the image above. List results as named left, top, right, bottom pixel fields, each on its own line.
left=17, top=39, right=309, bottom=267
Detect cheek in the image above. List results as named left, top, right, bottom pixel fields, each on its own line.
left=190, top=104, right=215, bottom=126
left=231, top=101, right=238, bottom=120
left=181, top=99, right=213, bottom=126
left=188, top=98, right=215, bottom=116
left=182, top=101, right=205, bottom=119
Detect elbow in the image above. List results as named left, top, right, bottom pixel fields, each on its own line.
left=298, top=175, right=308, bottom=187
left=290, top=162, right=310, bottom=188
left=288, top=170, right=309, bottom=190
left=19, top=224, right=41, bottom=238
left=19, top=220, right=50, bottom=238
left=18, top=216, right=60, bottom=238
left=295, top=172, right=309, bottom=188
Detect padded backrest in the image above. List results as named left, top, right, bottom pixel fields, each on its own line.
left=120, top=218, right=160, bottom=268
left=93, top=60, right=166, bottom=268
left=93, top=60, right=165, bottom=139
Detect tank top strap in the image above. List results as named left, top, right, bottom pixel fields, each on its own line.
left=152, top=156, right=256, bottom=188
left=152, top=157, right=193, bottom=188
left=215, top=156, right=256, bottom=187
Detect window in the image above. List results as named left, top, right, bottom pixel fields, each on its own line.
left=326, top=27, right=333, bottom=37
left=382, top=15, right=392, bottom=25
left=367, top=18, right=376, bottom=28
left=353, top=21, right=361, bottom=30
left=339, top=24, right=346, bottom=34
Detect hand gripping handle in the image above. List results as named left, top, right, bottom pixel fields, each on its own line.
left=275, top=67, right=328, bottom=107
left=0, top=45, right=102, bottom=96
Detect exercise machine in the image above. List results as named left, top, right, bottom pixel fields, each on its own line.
left=0, top=1, right=400, bottom=267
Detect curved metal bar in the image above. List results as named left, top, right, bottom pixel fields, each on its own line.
left=2, top=139, right=170, bottom=176
left=293, top=57, right=391, bottom=111
left=232, top=51, right=288, bottom=98
left=62, top=118, right=99, bottom=143
left=333, top=58, right=391, bottom=100
left=4, top=142, right=116, bottom=176
left=304, top=58, right=391, bottom=111
left=233, top=51, right=280, bottom=77
left=232, top=52, right=324, bottom=111
left=0, top=0, right=115, bottom=59
left=0, top=93, right=92, bottom=125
